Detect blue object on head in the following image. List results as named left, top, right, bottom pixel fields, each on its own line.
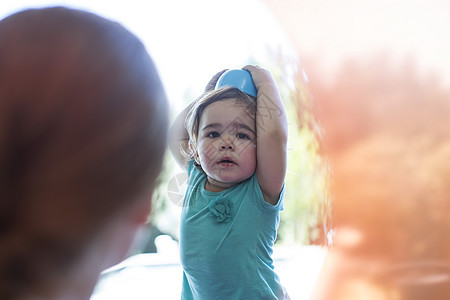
left=214, top=69, right=257, bottom=97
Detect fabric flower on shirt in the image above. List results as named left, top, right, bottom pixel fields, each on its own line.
left=208, top=196, right=232, bottom=223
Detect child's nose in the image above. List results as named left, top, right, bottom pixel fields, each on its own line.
left=219, top=136, right=234, bottom=150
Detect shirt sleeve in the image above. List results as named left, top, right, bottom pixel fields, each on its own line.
left=251, top=173, right=285, bottom=213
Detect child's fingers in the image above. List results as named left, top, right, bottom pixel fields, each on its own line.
left=242, top=64, right=261, bottom=73
left=242, top=65, right=274, bottom=89
left=243, top=64, right=262, bottom=69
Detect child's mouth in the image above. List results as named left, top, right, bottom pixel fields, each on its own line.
left=218, top=158, right=235, bottom=166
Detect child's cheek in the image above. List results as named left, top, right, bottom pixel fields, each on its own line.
left=199, top=142, right=217, bottom=165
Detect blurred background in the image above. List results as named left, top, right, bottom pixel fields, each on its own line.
left=2, top=0, right=449, bottom=299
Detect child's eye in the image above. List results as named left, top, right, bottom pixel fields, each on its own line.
left=236, top=133, right=251, bottom=140
left=206, top=131, right=220, bottom=138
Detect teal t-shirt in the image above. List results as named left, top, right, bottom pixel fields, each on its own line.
left=180, top=161, right=288, bottom=299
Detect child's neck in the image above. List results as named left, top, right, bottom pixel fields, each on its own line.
left=205, top=179, right=234, bottom=192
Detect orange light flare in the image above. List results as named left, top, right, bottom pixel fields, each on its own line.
left=307, top=56, right=450, bottom=299
left=260, top=0, right=450, bottom=298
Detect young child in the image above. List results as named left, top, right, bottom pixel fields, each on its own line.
left=170, top=66, right=289, bottom=299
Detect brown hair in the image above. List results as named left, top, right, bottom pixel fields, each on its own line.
left=0, top=7, right=167, bottom=297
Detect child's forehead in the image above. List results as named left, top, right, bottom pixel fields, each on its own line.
left=200, top=99, right=255, bottom=128
left=202, top=99, right=250, bottom=117
left=203, top=98, right=252, bottom=113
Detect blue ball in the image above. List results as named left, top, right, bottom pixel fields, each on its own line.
left=214, top=69, right=257, bottom=97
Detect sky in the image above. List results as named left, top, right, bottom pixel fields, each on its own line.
left=3, top=0, right=450, bottom=101
left=5, top=0, right=448, bottom=105
left=0, top=0, right=295, bottom=113
left=263, top=0, right=450, bottom=87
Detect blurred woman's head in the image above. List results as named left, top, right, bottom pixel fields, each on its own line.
left=0, top=7, right=168, bottom=299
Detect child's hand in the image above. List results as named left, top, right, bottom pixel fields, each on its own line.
left=242, top=65, right=277, bottom=92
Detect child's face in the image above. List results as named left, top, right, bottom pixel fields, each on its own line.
left=195, top=99, right=256, bottom=189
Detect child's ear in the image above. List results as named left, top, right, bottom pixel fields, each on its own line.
left=189, top=141, right=200, bottom=165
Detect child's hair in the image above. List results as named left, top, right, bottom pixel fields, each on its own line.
left=184, top=87, right=256, bottom=169
left=0, top=7, right=167, bottom=297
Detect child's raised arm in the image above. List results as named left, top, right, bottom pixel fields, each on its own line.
left=243, top=65, right=288, bottom=205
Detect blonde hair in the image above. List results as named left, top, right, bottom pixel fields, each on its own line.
left=184, top=87, right=256, bottom=168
